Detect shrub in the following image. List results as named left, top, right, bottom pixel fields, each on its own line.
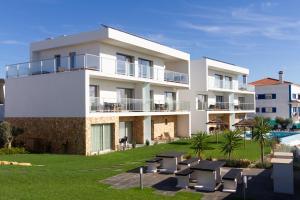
left=254, top=161, right=272, bottom=169
left=0, top=147, right=28, bottom=155
left=224, top=159, right=252, bottom=168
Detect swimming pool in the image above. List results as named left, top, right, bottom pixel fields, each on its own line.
left=244, top=131, right=300, bottom=140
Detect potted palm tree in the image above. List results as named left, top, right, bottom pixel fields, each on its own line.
left=221, top=129, right=242, bottom=160
left=190, top=131, right=211, bottom=159
left=253, top=116, right=272, bottom=165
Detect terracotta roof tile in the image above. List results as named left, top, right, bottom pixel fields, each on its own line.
left=249, top=78, right=292, bottom=86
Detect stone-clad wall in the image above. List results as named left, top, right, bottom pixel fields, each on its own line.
left=152, top=115, right=177, bottom=139
left=85, top=116, right=119, bottom=155
left=6, top=117, right=86, bottom=154
left=6, top=115, right=178, bottom=155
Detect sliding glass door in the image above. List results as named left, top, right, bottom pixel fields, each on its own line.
left=119, top=121, right=133, bottom=144
left=91, top=124, right=112, bottom=152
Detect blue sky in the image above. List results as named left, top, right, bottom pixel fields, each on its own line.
left=1, top=0, right=300, bottom=82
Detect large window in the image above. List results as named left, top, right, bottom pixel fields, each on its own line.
left=89, top=85, right=99, bottom=97
left=116, top=53, right=134, bottom=76
left=138, top=58, right=153, bottom=78
left=165, top=92, right=176, bottom=111
left=224, top=76, right=232, bottom=89
left=214, top=74, right=223, bottom=88
left=91, top=124, right=112, bottom=152
left=197, top=94, right=208, bottom=110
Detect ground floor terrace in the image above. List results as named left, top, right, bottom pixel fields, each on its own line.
left=6, top=113, right=190, bottom=155
left=191, top=110, right=251, bottom=133
left=1, top=137, right=299, bottom=200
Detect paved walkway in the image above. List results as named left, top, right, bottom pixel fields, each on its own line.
left=101, top=167, right=300, bottom=200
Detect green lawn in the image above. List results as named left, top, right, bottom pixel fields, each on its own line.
left=0, top=137, right=269, bottom=200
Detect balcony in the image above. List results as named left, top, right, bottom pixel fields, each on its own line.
left=6, top=54, right=189, bottom=85
left=90, top=97, right=190, bottom=113
left=198, top=102, right=254, bottom=112
left=238, top=83, right=255, bottom=92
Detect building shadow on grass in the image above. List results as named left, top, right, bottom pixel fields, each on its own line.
left=222, top=169, right=299, bottom=200
left=152, top=177, right=181, bottom=192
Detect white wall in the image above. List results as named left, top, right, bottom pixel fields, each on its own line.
left=255, top=84, right=290, bottom=119
left=5, top=71, right=86, bottom=117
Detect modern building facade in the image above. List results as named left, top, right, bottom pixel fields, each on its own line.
left=4, top=25, right=191, bottom=155
left=250, top=71, right=300, bottom=124
left=179, top=57, right=255, bottom=133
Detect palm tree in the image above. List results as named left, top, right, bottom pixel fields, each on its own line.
left=190, top=131, right=211, bottom=159
left=253, top=116, right=272, bottom=165
left=221, top=129, right=242, bottom=160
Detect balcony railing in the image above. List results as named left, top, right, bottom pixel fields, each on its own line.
left=199, top=102, right=254, bottom=111
left=90, top=97, right=190, bottom=112
left=238, top=83, right=255, bottom=92
left=6, top=54, right=189, bottom=85
left=234, top=103, right=255, bottom=111
left=164, top=70, right=189, bottom=84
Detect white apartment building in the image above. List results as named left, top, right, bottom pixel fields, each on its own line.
left=4, top=25, right=191, bottom=155
left=179, top=57, right=255, bottom=133
left=251, top=71, right=300, bottom=125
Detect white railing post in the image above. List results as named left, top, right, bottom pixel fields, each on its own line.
left=99, top=57, right=101, bottom=72
left=5, top=65, right=8, bottom=78
left=84, top=54, right=86, bottom=69
left=68, top=56, right=70, bottom=71
left=40, top=61, right=43, bottom=74
left=16, top=64, right=19, bottom=77
left=28, top=62, right=31, bottom=75
left=53, top=59, right=56, bottom=73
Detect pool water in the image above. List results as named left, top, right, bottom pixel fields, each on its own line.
left=244, top=131, right=300, bottom=139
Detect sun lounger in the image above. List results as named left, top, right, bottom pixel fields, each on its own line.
left=222, top=169, right=243, bottom=193
left=175, top=168, right=193, bottom=188
left=146, top=157, right=162, bottom=173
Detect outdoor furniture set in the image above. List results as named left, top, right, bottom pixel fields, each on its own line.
left=146, top=152, right=243, bottom=192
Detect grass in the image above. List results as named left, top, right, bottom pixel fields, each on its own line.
left=0, top=136, right=269, bottom=200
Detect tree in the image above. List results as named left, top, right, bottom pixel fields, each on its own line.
left=253, top=116, right=272, bottom=165
left=191, top=131, right=211, bottom=159
left=267, top=137, right=280, bottom=154
left=221, top=130, right=242, bottom=160
left=0, top=121, right=24, bottom=149
left=275, top=117, right=293, bottom=130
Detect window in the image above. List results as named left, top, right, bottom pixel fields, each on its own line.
left=257, top=94, right=265, bottom=99
left=262, top=107, right=276, bottom=113
left=54, top=55, right=61, bottom=71
left=293, top=107, right=297, bottom=113
left=89, top=85, right=99, bottom=97
left=256, top=107, right=260, bottom=113
left=165, top=119, right=168, bottom=125
left=265, top=93, right=276, bottom=99
left=214, top=74, right=223, bottom=88
left=69, top=52, right=76, bottom=69
left=216, top=96, right=224, bottom=103
left=197, top=94, right=208, bottom=110
left=293, top=94, right=297, bottom=99
left=116, top=53, right=134, bottom=76
left=256, top=94, right=276, bottom=100
left=298, top=94, right=300, bottom=100
left=224, top=76, right=232, bottom=89
left=138, top=58, right=153, bottom=78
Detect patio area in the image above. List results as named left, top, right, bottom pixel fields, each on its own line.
left=102, top=167, right=300, bottom=200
